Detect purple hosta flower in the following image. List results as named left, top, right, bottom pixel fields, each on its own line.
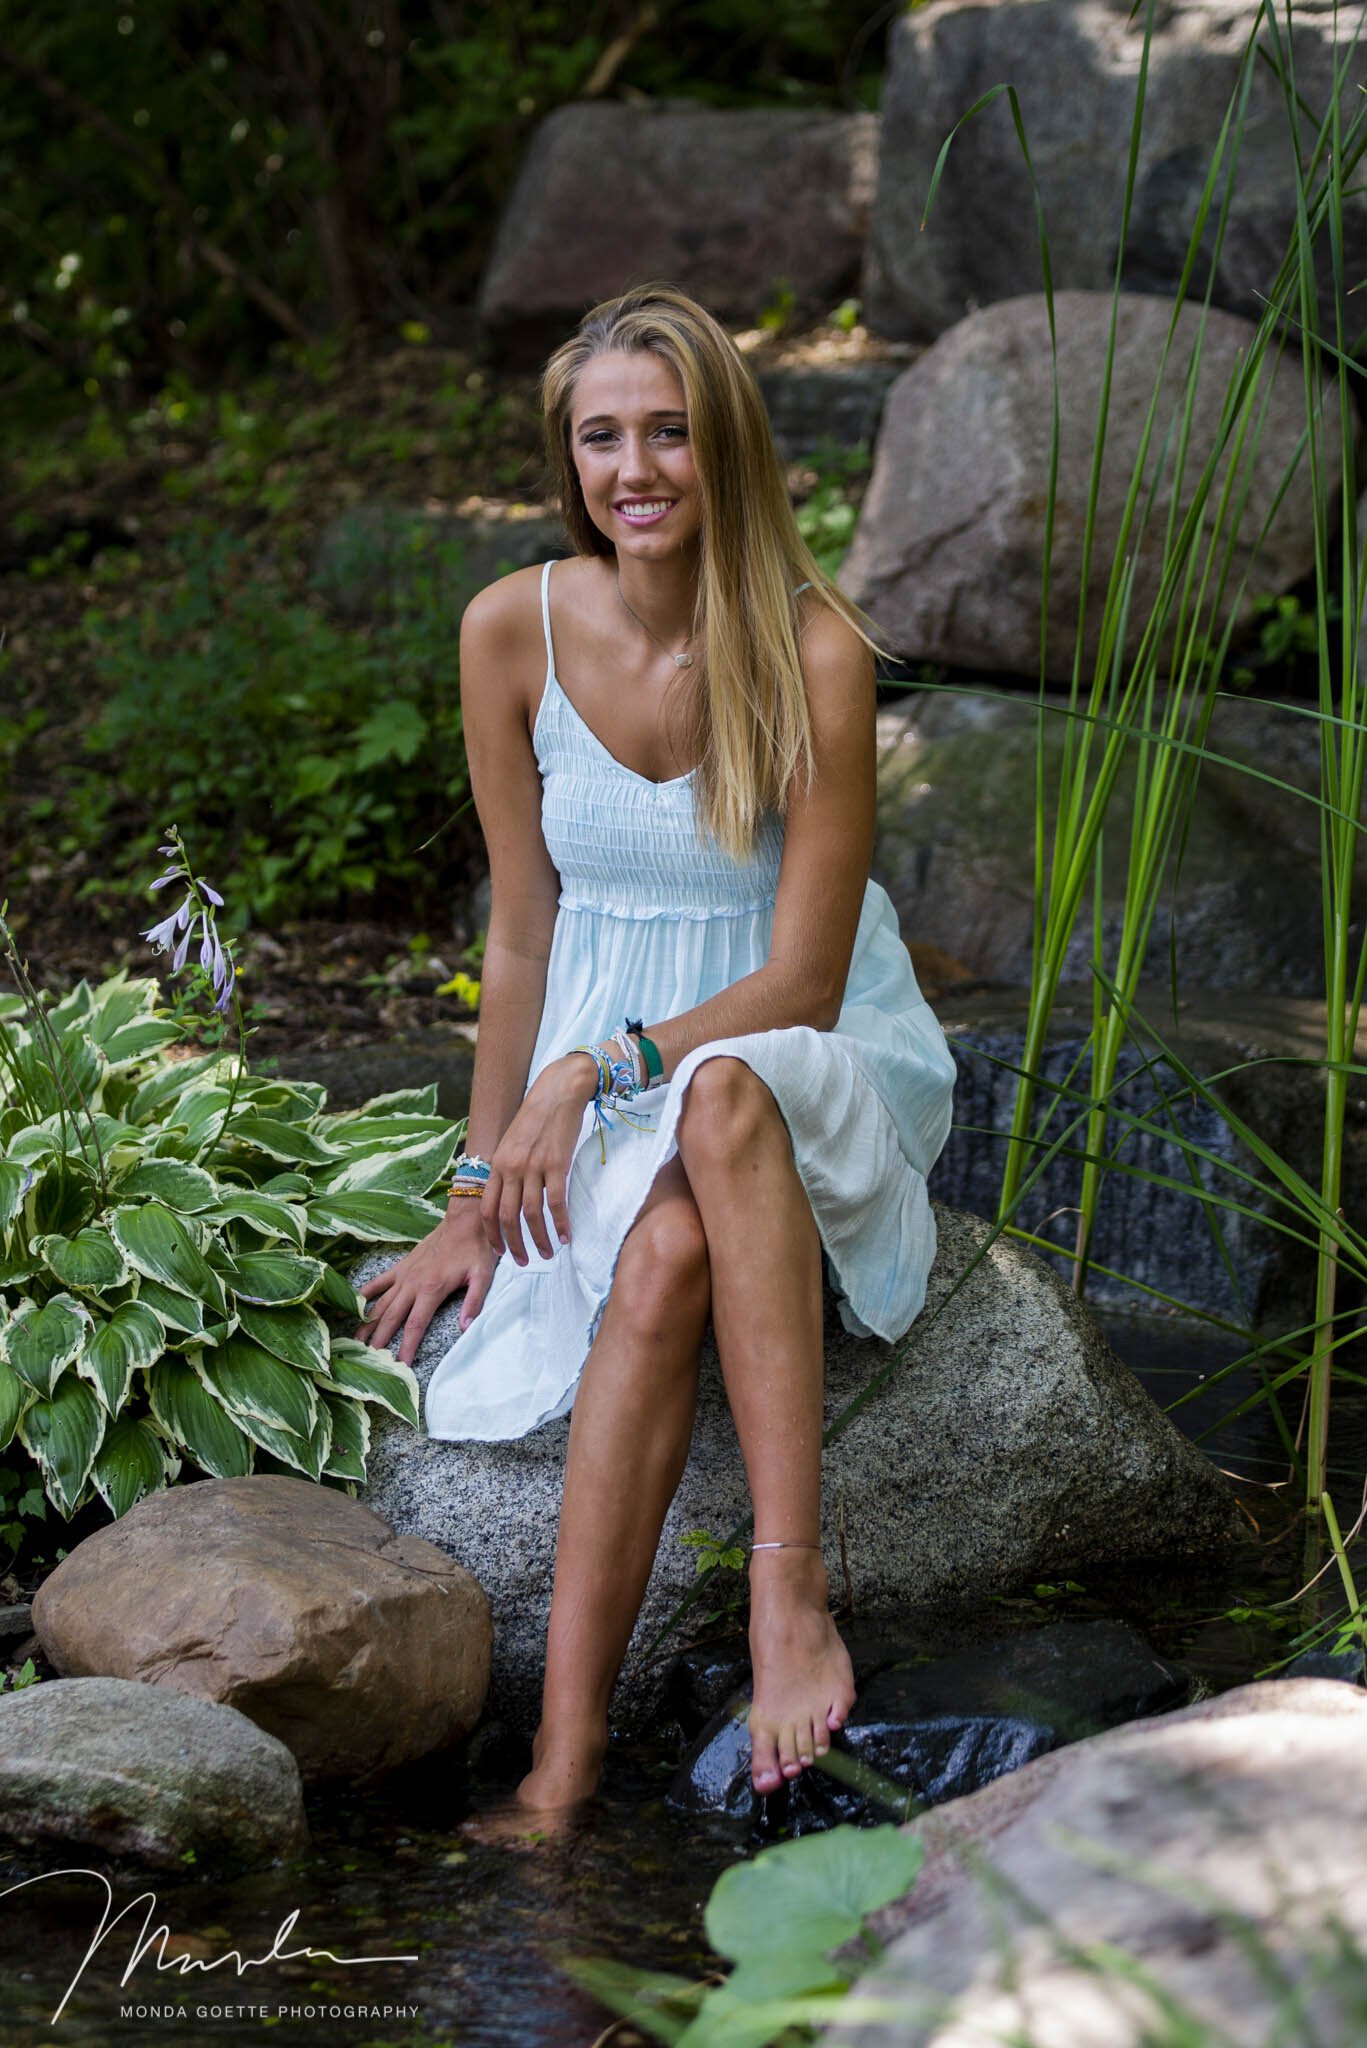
left=142, top=891, right=194, bottom=954
left=199, top=912, right=235, bottom=1014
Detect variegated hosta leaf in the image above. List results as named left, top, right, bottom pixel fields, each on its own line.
left=81, top=1300, right=167, bottom=1411
left=219, top=1114, right=340, bottom=1166
left=36, top=1225, right=130, bottom=1293
left=114, top=1158, right=220, bottom=1211
left=0, top=1356, right=30, bottom=1451
left=320, top=1112, right=450, bottom=1155
left=236, top=1078, right=327, bottom=1120
left=20, top=1373, right=106, bottom=1517
left=321, top=1338, right=421, bottom=1429
left=91, top=1417, right=179, bottom=1517
left=0, top=1159, right=34, bottom=1229
left=227, top=1249, right=325, bottom=1306
left=148, top=1356, right=253, bottom=1478
left=319, top=1390, right=369, bottom=1482
left=330, top=1083, right=440, bottom=1120
left=261, top=1171, right=310, bottom=1197
left=126, top=1050, right=225, bottom=1124
left=12, top=1032, right=105, bottom=1121
left=170, top=1086, right=234, bottom=1151
left=232, top=1399, right=333, bottom=1481
left=318, top=1263, right=366, bottom=1317
left=133, top=1276, right=208, bottom=1336
left=204, top=1188, right=307, bottom=1248
left=6, top=1127, right=59, bottom=1167
left=0, top=1253, right=38, bottom=1289
left=1, top=1293, right=91, bottom=1397
left=98, top=1018, right=181, bottom=1070
left=110, top=1202, right=228, bottom=1315
left=315, top=1127, right=459, bottom=1200
left=82, top=970, right=159, bottom=1039
left=196, top=1337, right=319, bottom=1439
left=307, top=1191, right=445, bottom=1244
left=234, top=1302, right=330, bottom=1375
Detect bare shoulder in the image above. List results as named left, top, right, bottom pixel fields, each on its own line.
left=459, top=560, right=554, bottom=729
left=796, top=596, right=876, bottom=731
left=460, top=560, right=546, bottom=659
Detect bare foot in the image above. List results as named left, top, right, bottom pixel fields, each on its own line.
left=747, top=1546, right=856, bottom=1797
left=459, top=1718, right=607, bottom=1847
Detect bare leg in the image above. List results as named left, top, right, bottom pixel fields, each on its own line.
left=675, top=1057, right=857, bottom=1796
left=513, top=1156, right=710, bottom=1813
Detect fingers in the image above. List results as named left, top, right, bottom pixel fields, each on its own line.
left=481, top=1172, right=503, bottom=1258
left=459, top=1268, right=491, bottom=1334
left=521, top=1174, right=555, bottom=1263
left=546, top=1167, right=571, bottom=1248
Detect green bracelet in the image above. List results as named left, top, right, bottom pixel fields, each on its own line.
left=625, top=1017, right=663, bottom=1081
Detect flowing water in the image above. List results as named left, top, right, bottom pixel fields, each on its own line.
left=0, top=1314, right=1361, bottom=2048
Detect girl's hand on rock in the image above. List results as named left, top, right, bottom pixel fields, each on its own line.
left=354, top=1207, right=500, bottom=1365
left=484, top=1054, right=597, bottom=1267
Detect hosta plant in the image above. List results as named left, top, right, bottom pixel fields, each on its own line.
left=0, top=845, right=458, bottom=1525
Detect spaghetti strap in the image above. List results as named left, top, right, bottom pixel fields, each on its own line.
left=793, top=580, right=813, bottom=595
left=539, top=558, right=556, bottom=675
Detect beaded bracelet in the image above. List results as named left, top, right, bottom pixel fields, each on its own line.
left=573, top=1038, right=656, bottom=1162
left=447, top=1150, right=492, bottom=1201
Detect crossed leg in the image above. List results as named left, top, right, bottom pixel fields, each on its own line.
left=514, top=1057, right=854, bottom=1815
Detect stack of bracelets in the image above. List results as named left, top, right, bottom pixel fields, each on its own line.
left=446, top=1017, right=664, bottom=1197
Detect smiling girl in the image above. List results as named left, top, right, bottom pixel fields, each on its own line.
left=355, top=282, right=956, bottom=1822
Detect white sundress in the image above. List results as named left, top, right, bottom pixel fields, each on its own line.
left=423, top=558, right=958, bottom=1443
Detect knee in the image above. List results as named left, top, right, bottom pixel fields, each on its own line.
left=676, top=1056, right=778, bottom=1169
left=611, top=1197, right=710, bottom=1341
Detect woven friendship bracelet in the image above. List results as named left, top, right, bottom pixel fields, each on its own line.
left=624, top=1016, right=663, bottom=1082
left=573, top=1038, right=657, bottom=1162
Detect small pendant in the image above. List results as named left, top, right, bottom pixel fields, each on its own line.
left=674, top=652, right=694, bottom=668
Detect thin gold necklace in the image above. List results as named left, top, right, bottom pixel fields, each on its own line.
left=616, top=574, right=695, bottom=668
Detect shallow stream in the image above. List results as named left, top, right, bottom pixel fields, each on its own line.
left=1, top=1314, right=1362, bottom=2048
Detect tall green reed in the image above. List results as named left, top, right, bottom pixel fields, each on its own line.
left=928, top=0, right=1367, bottom=1527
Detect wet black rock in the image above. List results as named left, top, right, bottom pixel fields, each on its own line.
left=667, top=1618, right=1191, bottom=1830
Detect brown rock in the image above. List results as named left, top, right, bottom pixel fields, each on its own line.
left=842, top=291, right=1346, bottom=684
left=477, top=101, right=878, bottom=355
left=33, top=1475, right=491, bottom=1785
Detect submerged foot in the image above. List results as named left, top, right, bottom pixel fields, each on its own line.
left=747, top=1545, right=856, bottom=1797
left=459, top=1718, right=607, bottom=1848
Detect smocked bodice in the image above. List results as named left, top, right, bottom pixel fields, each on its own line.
left=532, top=661, right=784, bottom=921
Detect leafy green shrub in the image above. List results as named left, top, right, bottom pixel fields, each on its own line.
left=0, top=963, right=457, bottom=1521
left=75, top=522, right=474, bottom=925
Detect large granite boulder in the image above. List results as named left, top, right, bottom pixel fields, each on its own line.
left=357, top=1207, right=1239, bottom=1733
left=865, top=0, right=1367, bottom=348
left=872, top=687, right=1342, bottom=992
left=824, top=1677, right=1367, bottom=2046
left=32, top=1475, right=491, bottom=1785
left=841, top=292, right=1343, bottom=683
left=477, top=102, right=878, bottom=355
left=0, top=1677, right=307, bottom=1874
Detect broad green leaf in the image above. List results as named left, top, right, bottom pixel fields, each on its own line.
left=333, top=1084, right=439, bottom=1118
left=703, top=1825, right=925, bottom=1981
left=37, top=1225, right=130, bottom=1292
left=1, top=1294, right=90, bottom=1396
left=148, top=1356, right=253, bottom=1478
left=134, top=1276, right=207, bottom=1336
left=227, top=1249, right=325, bottom=1306
left=237, top=1400, right=332, bottom=1481
left=91, top=1417, right=177, bottom=1517
left=115, top=1158, right=221, bottom=1210
left=0, top=1357, right=29, bottom=1451
left=0, top=1253, right=38, bottom=1289
left=99, top=1017, right=181, bottom=1069
left=204, top=1188, right=306, bottom=1247
left=238, top=1079, right=327, bottom=1120
left=234, top=1302, right=330, bottom=1374
left=19, top=1374, right=106, bottom=1517
left=127, top=1050, right=225, bottom=1123
left=221, top=1115, right=340, bottom=1165
left=321, top=1338, right=420, bottom=1429
left=0, top=1160, right=32, bottom=1230
left=83, top=971, right=158, bottom=1040
left=317, top=1129, right=459, bottom=1199
left=319, top=1391, right=369, bottom=1481
left=196, top=1337, right=319, bottom=1439
left=81, top=1301, right=167, bottom=1410
left=6, top=1127, right=58, bottom=1166
left=307, top=1190, right=444, bottom=1243
left=320, top=1112, right=451, bottom=1153
left=318, top=1262, right=365, bottom=1316
left=12, top=1030, right=104, bottom=1119
left=261, top=1171, right=310, bottom=1197
left=110, top=1203, right=227, bottom=1314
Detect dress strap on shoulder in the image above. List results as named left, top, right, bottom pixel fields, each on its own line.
left=793, top=580, right=813, bottom=595
left=540, top=558, right=556, bottom=674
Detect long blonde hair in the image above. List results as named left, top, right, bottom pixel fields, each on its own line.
left=539, top=282, right=890, bottom=860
